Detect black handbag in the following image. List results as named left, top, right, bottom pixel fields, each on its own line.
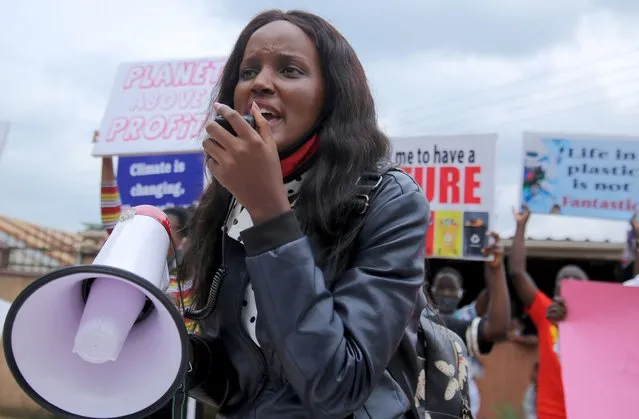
left=414, top=308, right=473, bottom=419
left=354, top=165, right=472, bottom=419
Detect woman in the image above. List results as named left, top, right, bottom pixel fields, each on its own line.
left=181, top=10, right=429, bottom=419
left=429, top=234, right=511, bottom=352
left=509, top=205, right=589, bottom=419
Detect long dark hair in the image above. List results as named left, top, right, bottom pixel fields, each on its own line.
left=182, top=10, right=391, bottom=308
left=163, top=207, right=189, bottom=239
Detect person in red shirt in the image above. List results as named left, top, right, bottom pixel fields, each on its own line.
left=509, top=205, right=588, bottom=419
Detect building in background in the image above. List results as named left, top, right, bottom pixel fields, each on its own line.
left=0, top=216, right=104, bottom=418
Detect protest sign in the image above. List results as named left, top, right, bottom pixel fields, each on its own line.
left=94, top=57, right=226, bottom=157
left=521, top=131, right=639, bottom=220
left=116, top=152, right=205, bottom=210
left=391, top=134, right=497, bottom=260
left=560, top=279, right=639, bottom=419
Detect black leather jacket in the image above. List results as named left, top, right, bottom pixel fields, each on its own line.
left=187, top=170, right=429, bottom=418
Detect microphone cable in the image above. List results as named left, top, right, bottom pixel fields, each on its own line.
left=183, top=198, right=236, bottom=321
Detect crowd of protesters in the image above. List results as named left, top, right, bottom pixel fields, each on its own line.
left=97, top=133, right=638, bottom=419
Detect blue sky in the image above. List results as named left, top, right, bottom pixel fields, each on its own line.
left=0, top=0, right=638, bottom=241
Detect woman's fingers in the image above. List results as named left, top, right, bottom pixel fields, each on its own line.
left=202, top=137, right=225, bottom=168
left=249, top=102, right=275, bottom=145
left=214, top=102, right=259, bottom=141
left=204, top=119, right=235, bottom=151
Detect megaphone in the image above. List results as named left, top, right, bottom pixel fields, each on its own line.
left=0, top=298, right=11, bottom=338
left=2, top=205, right=190, bottom=419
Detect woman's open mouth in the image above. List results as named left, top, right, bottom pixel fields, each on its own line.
left=259, top=109, right=282, bottom=126
left=247, top=101, right=283, bottom=127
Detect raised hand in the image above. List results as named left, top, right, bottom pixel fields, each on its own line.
left=482, top=231, right=504, bottom=269
left=546, top=296, right=567, bottom=323
left=512, top=204, right=530, bottom=227
left=203, top=102, right=290, bottom=224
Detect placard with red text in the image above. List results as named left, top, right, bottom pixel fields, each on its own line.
left=93, top=57, right=226, bottom=156
left=391, top=134, right=497, bottom=260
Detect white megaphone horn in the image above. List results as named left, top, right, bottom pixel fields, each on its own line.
left=2, top=205, right=190, bottom=419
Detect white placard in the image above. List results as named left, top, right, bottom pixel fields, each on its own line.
left=94, top=57, right=227, bottom=157
left=521, top=130, right=639, bottom=221
left=391, top=134, right=497, bottom=260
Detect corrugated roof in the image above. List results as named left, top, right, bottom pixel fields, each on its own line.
left=0, top=216, right=81, bottom=271
left=497, top=213, right=628, bottom=244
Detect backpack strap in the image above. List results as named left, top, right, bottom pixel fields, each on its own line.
left=351, top=161, right=421, bottom=419
left=353, top=161, right=400, bottom=215
left=387, top=356, right=421, bottom=419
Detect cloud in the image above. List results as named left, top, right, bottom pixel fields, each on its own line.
left=375, top=10, right=639, bottom=239
left=0, top=0, right=241, bottom=230
left=214, top=0, right=595, bottom=58
left=0, top=0, right=637, bottom=245
left=378, top=11, right=639, bottom=136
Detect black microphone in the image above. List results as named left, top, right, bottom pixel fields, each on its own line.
left=214, top=115, right=256, bottom=136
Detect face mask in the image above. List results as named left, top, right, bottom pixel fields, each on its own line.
left=432, top=295, right=461, bottom=314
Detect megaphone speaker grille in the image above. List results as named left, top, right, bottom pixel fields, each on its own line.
left=3, top=264, right=190, bottom=419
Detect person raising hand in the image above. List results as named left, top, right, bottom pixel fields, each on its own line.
left=509, top=204, right=588, bottom=419
left=93, top=130, right=122, bottom=236
left=428, top=232, right=510, bottom=359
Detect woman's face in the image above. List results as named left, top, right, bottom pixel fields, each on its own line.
left=233, top=20, right=325, bottom=150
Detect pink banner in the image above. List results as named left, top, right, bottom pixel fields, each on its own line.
left=560, top=279, right=639, bottom=419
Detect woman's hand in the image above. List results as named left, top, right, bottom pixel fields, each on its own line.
left=546, top=296, right=567, bottom=323
left=482, top=231, right=504, bottom=269
left=203, top=102, right=290, bottom=224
